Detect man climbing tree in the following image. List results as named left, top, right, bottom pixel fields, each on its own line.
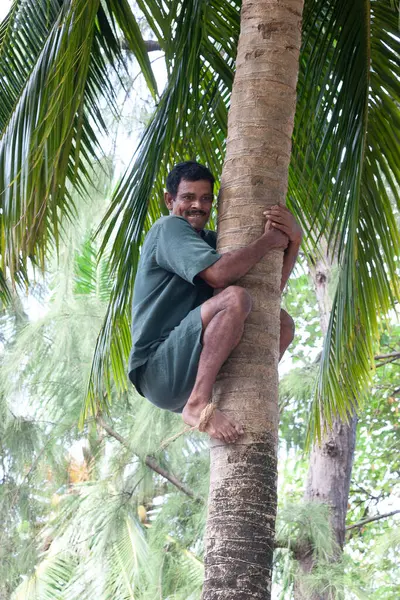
left=128, top=161, right=302, bottom=443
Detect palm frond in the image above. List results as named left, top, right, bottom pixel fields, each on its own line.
left=11, top=552, right=77, bottom=600
left=290, top=0, right=400, bottom=438
left=104, top=0, right=158, bottom=97
left=0, top=0, right=104, bottom=277
left=0, top=0, right=156, bottom=285
left=73, top=235, right=114, bottom=300
left=0, top=268, right=12, bottom=307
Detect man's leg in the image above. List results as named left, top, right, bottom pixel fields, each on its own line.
left=182, top=286, right=252, bottom=443
left=182, top=294, right=295, bottom=444
left=280, top=309, right=295, bottom=360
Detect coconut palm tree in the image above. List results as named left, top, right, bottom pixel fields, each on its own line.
left=201, top=3, right=304, bottom=597
left=1, top=0, right=399, bottom=598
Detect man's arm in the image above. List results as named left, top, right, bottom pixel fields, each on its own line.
left=280, top=241, right=301, bottom=291
left=263, top=205, right=303, bottom=291
left=199, top=227, right=289, bottom=289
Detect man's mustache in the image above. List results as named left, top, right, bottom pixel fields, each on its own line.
left=186, top=210, right=206, bottom=216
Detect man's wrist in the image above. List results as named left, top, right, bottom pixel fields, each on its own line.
left=288, top=236, right=302, bottom=249
left=260, top=231, right=276, bottom=249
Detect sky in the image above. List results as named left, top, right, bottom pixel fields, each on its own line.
left=0, top=2, right=10, bottom=21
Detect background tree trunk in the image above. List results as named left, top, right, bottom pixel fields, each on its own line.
left=202, top=2, right=304, bottom=599
left=295, top=249, right=358, bottom=599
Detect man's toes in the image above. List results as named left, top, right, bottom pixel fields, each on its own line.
left=229, top=422, right=239, bottom=437
left=235, top=423, right=244, bottom=436
left=226, top=425, right=238, bottom=443
left=216, top=426, right=230, bottom=443
left=229, top=429, right=239, bottom=443
left=205, top=412, right=243, bottom=443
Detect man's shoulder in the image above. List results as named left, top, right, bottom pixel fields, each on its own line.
left=144, top=216, right=183, bottom=243
left=151, top=215, right=201, bottom=242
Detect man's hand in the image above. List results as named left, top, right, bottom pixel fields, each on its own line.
left=263, top=205, right=303, bottom=246
left=263, top=218, right=290, bottom=250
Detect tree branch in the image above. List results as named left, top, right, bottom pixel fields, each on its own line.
left=96, top=416, right=203, bottom=503
left=144, top=40, right=162, bottom=52
left=121, top=39, right=162, bottom=53
left=346, top=509, right=400, bottom=531
left=375, top=351, right=400, bottom=369
left=376, top=358, right=400, bottom=369
left=374, top=351, right=400, bottom=360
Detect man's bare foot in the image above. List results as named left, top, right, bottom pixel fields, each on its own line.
left=182, top=402, right=244, bottom=443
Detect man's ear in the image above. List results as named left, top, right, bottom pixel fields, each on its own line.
left=164, top=192, right=174, bottom=211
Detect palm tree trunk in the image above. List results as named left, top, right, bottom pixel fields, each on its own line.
left=295, top=251, right=358, bottom=600
left=202, top=2, right=304, bottom=598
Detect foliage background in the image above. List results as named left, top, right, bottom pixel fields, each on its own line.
left=0, top=0, right=399, bottom=598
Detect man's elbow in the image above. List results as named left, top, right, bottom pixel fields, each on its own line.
left=199, top=265, right=227, bottom=289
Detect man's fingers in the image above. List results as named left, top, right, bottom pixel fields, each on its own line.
left=269, top=216, right=291, bottom=229
left=264, top=211, right=291, bottom=224
left=264, top=205, right=289, bottom=213
left=265, top=207, right=290, bottom=216
left=264, top=218, right=273, bottom=231
left=264, top=209, right=296, bottom=239
left=267, top=215, right=290, bottom=226
left=271, top=222, right=290, bottom=235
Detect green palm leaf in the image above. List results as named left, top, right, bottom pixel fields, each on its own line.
left=105, top=0, right=158, bottom=98
left=0, top=0, right=156, bottom=284
left=0, top=269, right=12, bottom=306
left=291, top=0, right=400, bottom=437
left=11, top=554, right=77, bottom=600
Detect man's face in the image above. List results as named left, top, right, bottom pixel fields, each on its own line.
left=164, top=179, right=213, bottom=232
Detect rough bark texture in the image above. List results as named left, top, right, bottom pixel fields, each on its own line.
left=202, top=2, right=304, bottom=599
left=295, top=251, right=358, bottom=600
left=305, top=415, right=357, bottom=551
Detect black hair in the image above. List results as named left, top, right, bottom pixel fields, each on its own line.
left=166, top=161, right=215, bottom=197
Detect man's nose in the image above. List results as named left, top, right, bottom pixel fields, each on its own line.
left=191, top=198, right=203, bottom=210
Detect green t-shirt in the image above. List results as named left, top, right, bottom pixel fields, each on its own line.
left=128, top=215, right=221, bottom=384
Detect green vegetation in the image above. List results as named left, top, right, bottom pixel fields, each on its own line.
left=1, top=1, right=399, bottom=598
left=1, top=202, right=398, bottom=596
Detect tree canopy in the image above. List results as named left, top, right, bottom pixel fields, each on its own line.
left=1, top=0, right=399, bottom=433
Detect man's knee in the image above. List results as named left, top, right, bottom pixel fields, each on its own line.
left=224, top=286, right=252, bottom=318
left=280, top=309, right=295, bottom=344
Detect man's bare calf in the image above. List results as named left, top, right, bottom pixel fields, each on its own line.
left=182, top=286, right=251, bottom=443
left=182, top=288, right=295, bottom=444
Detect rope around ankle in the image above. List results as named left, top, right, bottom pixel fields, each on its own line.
left=198, top=402, right=216, bottom=432
left=159, top=402, right=217, bottom=449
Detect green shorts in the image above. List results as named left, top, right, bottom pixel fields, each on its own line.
left=135, top=305, right=203, bottom=413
